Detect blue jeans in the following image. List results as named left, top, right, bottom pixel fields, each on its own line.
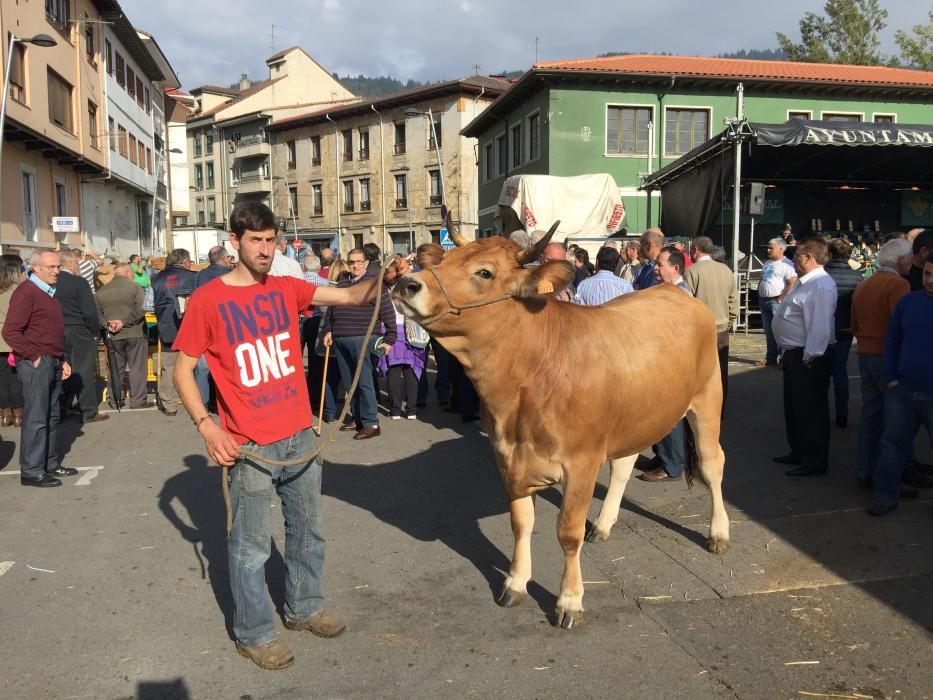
left=228, top=428, right=325, bottom=646
left=856, top=354, right=885, bottom=480
left=831, top=333, right=854, bottom=419
left=759, top=299, right=781, bottom=362
left=333, top=335, right=379, bottom=428
left=654, top=419, right=686, bottom=478
left=873, top=385, right=933, bottom=504
left=194, top=355, right=211, bottom=406
left=17, top=357, right=63, bottom=479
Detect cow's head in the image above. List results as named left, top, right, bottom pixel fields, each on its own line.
left=392, top=216, right=573, bottom=334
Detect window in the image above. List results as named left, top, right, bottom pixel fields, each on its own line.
left=45, top=0, right=70, bottom=29
left=118, top=125, right=127, bottom=157
left=484, top=143, right=493, bottom=182
left=359, top=129, right=369, bottom=160
left=193, top=132, right=202, bottom=157
left=353, top=234, right=364, bottom=250
left=664, top=108, right=709, bottom=156
left=311, top=136, right=321, bottom=165
left=429, top=116, right=442, bottom=150
left=104, top=40, right=112, bottom=75
left=342, top=130, right=353, bottom=161
left=822, top=112, right=862, bottom=122
left=394, top=122, right=406, bottom=154
left=359, top=178, right=371, bottom=209
left=495, top=134, right=507, bottom=176
left=429, top=169, right=442, bottom=205
left=88, top=101, right=99, bottom=149
left=207, top=197, right=216, bottom=224
left=607, top=105, right=651, bottom=155
left=144, top=87, right=151, bottom=115
left=115, top=53, right=125, bottom=89
left=129, top=135, right=138, bottom=165
left=528, top=113, right=540, bottom=161
left=108, top=117, right=116, bottom=151
left=84, top=15, right=95, bottom=63
left=196, top=197, right=205, bottom=225
left=395, top=173, right=407, bottom=208
left=873, top=114, right=896, bottom=124
left=287, top=139, right=296, bottom=167
left=206, top=162, right=215, bottom=188
left=138, top=140, right=146, bottom=170
left=284, top=187, right=297, bottom=218
left=312, top=183, right=323, bottom=215
left=135, top=77, right=144, bottom=108
left=146, top=147, right=153, bottom=174
left=127, top=67, right=136, bottom=100
left=9, top=40, right=26, bottom=104
left=788, top=110, right=811, bottom=120
left=511, top=123, right=523, bottom=167
left=194, top=164, right=203, bottom=189
left=55, top=179, right=67, bottom=217
left=47, top=69, right=74, bottom=132
left=21, top=167, right=38, bottom=242
left=343, top=180, right=354, bottom=212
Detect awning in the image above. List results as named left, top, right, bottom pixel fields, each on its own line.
left=641, top=119, right=933, bottom=236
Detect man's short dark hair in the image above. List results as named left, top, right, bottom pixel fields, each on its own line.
left=229, top=201, right=277, bottom=238
left=208, top=246, right=227, bottom=264
left=692, top=236, right=715, bottom=254
left=595, top=246, right=620, bottom=272
left=320, top=251, right=335, bottom=267
left=362, top=242, right=381, bottom=262
left=660, top=245, right=685, bottom=273
left=913, top=230, right=933, bottom=255
left=166, top=248, right=191, bottom=267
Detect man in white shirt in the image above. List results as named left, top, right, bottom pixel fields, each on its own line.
left=756, top=238, right=797, bottom=367
left=771, top=238, right=837, bottom=477
left=269, top=233, right=304, bottom=279
left=574, top=247, right=633, bottom=305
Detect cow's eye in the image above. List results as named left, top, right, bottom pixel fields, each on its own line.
left=475, top=269, right=493, bottom=280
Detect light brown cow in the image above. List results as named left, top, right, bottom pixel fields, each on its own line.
left=392, top=222, right=729, bottom=628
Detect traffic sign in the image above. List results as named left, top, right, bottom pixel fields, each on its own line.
left=439, top=227, right=455, bottom=250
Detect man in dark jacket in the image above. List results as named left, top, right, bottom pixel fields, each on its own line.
left=57, top=249, right=108, bottom=423
left=824, top=238, right=864, bottom=428
left=192, top=246, right=232, bottom=407
left=151, top=249, right=197, bottom=416
left=97, top=263, right=149, bottom=409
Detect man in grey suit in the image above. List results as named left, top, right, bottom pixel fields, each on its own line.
left=96, top=263, right=149, bottom=409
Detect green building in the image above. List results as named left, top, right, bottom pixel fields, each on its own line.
left=462, top=55, right=933, bottom=237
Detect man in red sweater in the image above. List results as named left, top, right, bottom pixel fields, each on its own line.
left=1, top=250, right=79, bottom=487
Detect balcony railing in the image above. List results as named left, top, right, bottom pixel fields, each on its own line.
left=360, top=201, right=371, bottom=211
left=238, top=134, right=269, bottom=146
left=358, top=149, right=369, bottom=160
left=343, top=152, right=353, bottom=162
left=313, top=206, right=323, bottom=216
left=393, top=143, right=406, bottom=155
left=344, top=202, right=355, bottom=212
left=395, top=198, right=407, bottom=209
left=429, top=195, right=442, bottom=206
left=428, top=137, right=441, bottom=150
left=311, top=156, right=321, bottom=166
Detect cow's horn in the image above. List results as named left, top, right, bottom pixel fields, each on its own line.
left=517, top=220, right=560, bottom=265
left=445, top=212, right=469, bottom=247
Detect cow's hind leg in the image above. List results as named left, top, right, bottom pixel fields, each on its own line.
left=686, top=382, right=730, bottom=554
left=555, top=464, right=599, bottom=629
left=586, top=454, right=638, bottom=543
left=497, top=494, right=534, bottom=608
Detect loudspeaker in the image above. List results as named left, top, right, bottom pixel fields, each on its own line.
left=748, top=182, right=766, bottom=217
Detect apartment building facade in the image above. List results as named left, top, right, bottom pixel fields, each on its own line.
left=265, top=76, right=509, bottom=257
left=182, top=47, right=357, bottom=232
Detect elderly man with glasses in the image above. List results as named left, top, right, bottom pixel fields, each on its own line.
left=321, top=249, right=397, bottom=439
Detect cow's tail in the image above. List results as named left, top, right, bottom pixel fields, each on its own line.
left=683, top=419, right=702, bottom=489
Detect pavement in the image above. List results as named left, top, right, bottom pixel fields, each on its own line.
left=1, top=331, right=931, bottom=700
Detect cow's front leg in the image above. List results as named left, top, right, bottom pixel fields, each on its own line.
left=555, top=468, right=597, bottom=629
left=586, top=454, right=638, bottom=543
left=497, top=494, right=534, bottom=608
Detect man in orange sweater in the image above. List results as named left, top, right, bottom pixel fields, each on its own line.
left=851, top=238, right=912, bottom=489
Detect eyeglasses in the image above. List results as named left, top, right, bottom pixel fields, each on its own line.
left=348, top=259, right=366, bottom=265
left=36, top=264, right=62, bottom=270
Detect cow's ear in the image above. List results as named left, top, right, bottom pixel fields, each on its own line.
left=514, top=260, right=574, bottom=299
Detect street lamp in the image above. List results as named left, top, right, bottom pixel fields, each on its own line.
left=398, top=165, right=413, bottom=253
left=0, top=33, right=57, bottom=254
left=272, top=175, right=299, bottom=243
left=404, top=107, right=445, bottom=211
left=148, top=147, right=182, bottom=257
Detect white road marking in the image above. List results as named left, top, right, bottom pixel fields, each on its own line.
left=0, top=466, right=105, bottom=487
left=0, top=561, right=13, bottom=578
left=26, top=565, right=55, bottom=573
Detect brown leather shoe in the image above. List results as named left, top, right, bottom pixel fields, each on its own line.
left=636, top=466, right=679, bottom=482
left=235, top=639, right=295, bottom=670
left=339, top=422, right=361, bottom=432
left=352, top=426, right=381, bottom=440
left=0, top=407, right=13, bottom=427
left=12, top=407, right=23, bottom=427
left=283, top=610, right=346, bottom=638
left=84, top=413, right=110, bottom=423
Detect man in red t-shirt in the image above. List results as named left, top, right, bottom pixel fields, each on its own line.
left=172, top=202, right=379, bottom=671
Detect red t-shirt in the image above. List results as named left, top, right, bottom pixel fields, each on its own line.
left=173, top=275, right=317, bottom=445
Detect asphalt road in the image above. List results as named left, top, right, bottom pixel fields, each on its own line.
left=1, top=333, right=931, bottom=700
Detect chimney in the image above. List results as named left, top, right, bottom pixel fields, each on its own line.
left=239, top=73, right=251, bottom=91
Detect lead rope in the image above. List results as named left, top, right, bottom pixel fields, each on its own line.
left=221, top=257, right=397, bottom=537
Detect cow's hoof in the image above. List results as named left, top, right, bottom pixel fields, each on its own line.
left=584, top=525, right=607, bottom=544
left=555, top=609, right=581, bottom=630
left=708, top=537, right=730, bottom=555
left=496, top=586, right=527, bottom=608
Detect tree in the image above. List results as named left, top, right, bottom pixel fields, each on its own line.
left=895, top=9, right=933, bottom=70
left=776, top=0, right=889, bottom=65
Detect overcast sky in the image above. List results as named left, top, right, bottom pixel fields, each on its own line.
left=125, top=0, right=927, bottom=90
